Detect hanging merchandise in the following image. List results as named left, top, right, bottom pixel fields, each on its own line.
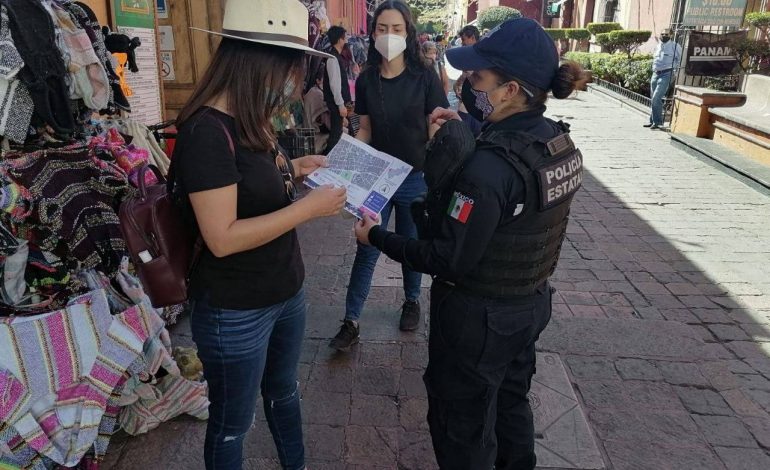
left=48, top=2, right=110, bottom=111
left=1, top=146, right=130, bottom=275
left=2, top=0, right=75, bottom=135
left=70, top=1, right=123, bottom=114
left=89, top=127, right=159, bottom=187
left=0, top=7, right=33, bottom=144
left=0, top=289, right=164, bottom=468
left=122, top=120, right=170, bottom=174
left=104, top=30, right=143, bottom=109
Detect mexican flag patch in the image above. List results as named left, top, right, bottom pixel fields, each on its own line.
left=447, top=191, right=474, bottom=223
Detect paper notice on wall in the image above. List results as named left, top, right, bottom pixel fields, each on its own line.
left=117, top=26, right=163, bottom=125
left=160, top=51, right=175, bottom=81
left=159, top=25, right=175, bottom=51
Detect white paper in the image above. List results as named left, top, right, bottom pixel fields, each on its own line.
left=158, top=25, right=175, bottom=51
left=305, top=134, right=412, bottom=219
left=117, top=26, right=163, bottom=125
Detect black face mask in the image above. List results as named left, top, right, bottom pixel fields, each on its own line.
left=661, top=35, right=670, bottom=43
left=461, top=79, right=491, bottom=122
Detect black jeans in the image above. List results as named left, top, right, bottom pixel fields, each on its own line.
left=324, top=102, right=343, bottom=154
left=424, top=281, right=552, bottom=470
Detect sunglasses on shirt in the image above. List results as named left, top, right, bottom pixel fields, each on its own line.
left=274, top=150, right=298, bottom=202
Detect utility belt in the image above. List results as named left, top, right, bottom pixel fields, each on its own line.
left=434, top=277, right=550, bottom=300
left=655, top=68, right=672, bottom=75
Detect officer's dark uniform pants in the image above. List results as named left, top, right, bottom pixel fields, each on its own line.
left=424, top=281, right=552, bottom=470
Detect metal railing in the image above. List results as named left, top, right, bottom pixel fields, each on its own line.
left=592, top=78, right=652, bottom=108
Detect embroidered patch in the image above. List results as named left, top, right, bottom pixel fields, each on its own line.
left=537, top=149, right=583, bottom=209
left=447, top=191, right=474, bottom=223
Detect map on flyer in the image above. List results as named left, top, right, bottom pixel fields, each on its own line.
left=305, top=134, right=413, bottom=219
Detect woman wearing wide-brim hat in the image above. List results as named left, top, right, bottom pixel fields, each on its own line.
left=173, top=1, right=347, bottom=469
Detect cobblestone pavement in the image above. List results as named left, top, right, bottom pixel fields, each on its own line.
left=103, top=91, right=770, bottom=469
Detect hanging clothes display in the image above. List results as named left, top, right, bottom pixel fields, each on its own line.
left=0, top=6, right=33, bottom=144
left=0, top=3, right=207, bottom=469
left=2, top=0, right=75, bottom=134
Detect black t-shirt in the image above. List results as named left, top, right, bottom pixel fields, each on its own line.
left=355, top=65, right=449, bottom=171
left=174, top=107, right=304, bottom=310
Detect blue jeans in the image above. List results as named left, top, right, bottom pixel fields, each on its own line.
left=649, top=70, right=672, bottom=126
left=345, top=171, right=427, bottom=321
left=191, top=289, right=306, bottom=470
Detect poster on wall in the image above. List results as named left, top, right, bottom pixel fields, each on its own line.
left=682, top=0, right=748, bottom=27
left=160, top=51, right=176, bottom=81
left=156, top=0, right=168, bottom=19
left=113, top=0, right=163, bottom=125
left=685, top=31, right=746, bottom=76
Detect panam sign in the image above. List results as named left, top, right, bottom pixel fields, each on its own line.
left=683, top=0, right=748, bottom=27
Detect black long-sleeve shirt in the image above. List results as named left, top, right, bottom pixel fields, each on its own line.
left=368, top=106, right=563, bottom=282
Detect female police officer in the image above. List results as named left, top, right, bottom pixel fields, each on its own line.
left=354, top=18, right=585, bottom=470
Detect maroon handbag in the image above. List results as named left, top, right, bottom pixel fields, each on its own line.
left=118, top=164, right=198, bottom=307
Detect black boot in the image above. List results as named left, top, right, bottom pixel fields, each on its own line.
left=329, top=320, right=360, bottom=352
left=399, top=300, right=421, bottom=331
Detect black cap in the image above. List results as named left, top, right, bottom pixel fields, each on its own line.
left=446, top=18, right=559, bottom=91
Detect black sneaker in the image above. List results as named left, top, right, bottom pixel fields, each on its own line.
left=329, top=320, right=360, bottom=352
left=399, top=300, right=421, bottom=331
left=643, top=123, right=654, bottom=128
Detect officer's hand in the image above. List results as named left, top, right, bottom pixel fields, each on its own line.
left=429, top=107, right=462, bottom=127
left=354, top=214, right=379, bottom=245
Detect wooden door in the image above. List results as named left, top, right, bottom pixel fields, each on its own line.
left=159, top=0, right=224, bottom=119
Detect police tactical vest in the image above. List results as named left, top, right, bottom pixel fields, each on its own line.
left=420, top=121, right=583, bottom=298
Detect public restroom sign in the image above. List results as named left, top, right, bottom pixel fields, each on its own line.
left=685, top=31, right=746, bottom=75
left=683, top=0, right=748, bottom=27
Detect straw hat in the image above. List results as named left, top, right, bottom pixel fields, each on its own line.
left=191, top=0, right=332, bottom=58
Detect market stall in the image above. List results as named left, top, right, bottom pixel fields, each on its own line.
left=0, top=1, right=207, bottom=469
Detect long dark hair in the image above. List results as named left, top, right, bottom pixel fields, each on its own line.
left=176, top=38, right=305, bottom=152
left=366, top=0, right=425, bottom=71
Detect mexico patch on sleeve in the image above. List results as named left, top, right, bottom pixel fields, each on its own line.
left=447, top=191, right=474, bottom=223
left=537, top=149, right=583, bottom=209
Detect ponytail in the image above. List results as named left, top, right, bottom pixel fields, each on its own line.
left=551, top=61, right=587, bottom=100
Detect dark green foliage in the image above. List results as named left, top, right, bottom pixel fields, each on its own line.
left=477, top=6, right=522, bottom=30
left=586, top=22, right=622, bottom=35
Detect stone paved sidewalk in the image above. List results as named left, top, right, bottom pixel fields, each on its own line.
left=103, top=91, right=770, bottom=469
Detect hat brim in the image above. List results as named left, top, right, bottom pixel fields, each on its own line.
left=445, top=45, right=495, bottom=72
left=191, top=28, right=333, bottom=59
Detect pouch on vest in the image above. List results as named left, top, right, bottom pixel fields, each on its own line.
left=413, top=119, right=476, bottom=239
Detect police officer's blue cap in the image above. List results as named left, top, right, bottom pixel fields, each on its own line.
left=446, top=18, right=559, bottom=91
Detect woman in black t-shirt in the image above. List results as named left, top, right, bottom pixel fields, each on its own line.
left=172, top=3, right=346, bottom=469
left=329, top=0, right=449, bottom=352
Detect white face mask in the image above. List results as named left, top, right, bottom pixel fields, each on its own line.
left=375, top=34, right=407, bottom=62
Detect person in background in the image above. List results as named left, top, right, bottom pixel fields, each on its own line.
left=422, top=40, right=450, bottom=95
left=329, top=0, right=449, bottom=351
left=354, top=18, right=586, bottom=470
left=303, top=68, right=331, bottom=153
left=645, top=27, right=681, bottom=130
left=434, top=34, right=448, bottom=65
left=454, top=25, right=483, bottom=136
left=177, top=1, right=347, bottom=468
left=323, top=25, right=351, bottom=152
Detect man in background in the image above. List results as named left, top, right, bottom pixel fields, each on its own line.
left=323, top=26, right=351, bottom=152
left=645, top=28, right=682, bottom=130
